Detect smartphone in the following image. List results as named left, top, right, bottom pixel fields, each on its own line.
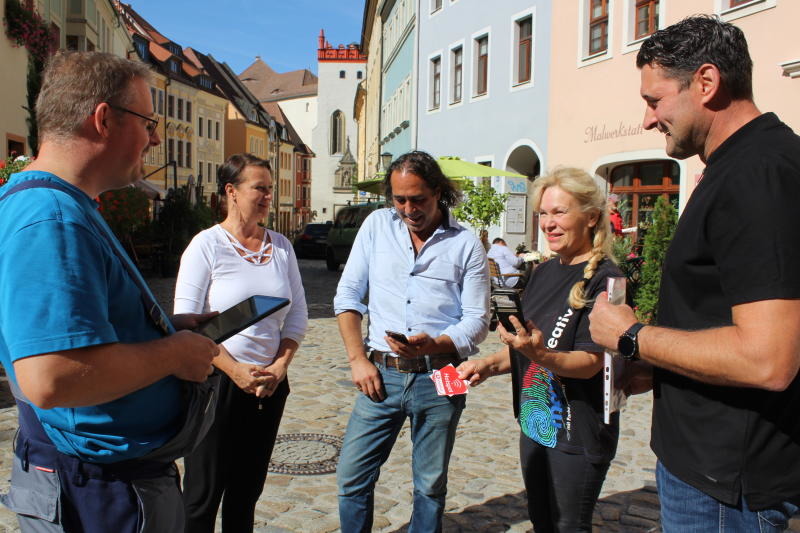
left=197, top=295, right=290, bottom=344
left=491, top=290, right=524, bottom=333
left=385, top=330, right=410, bottom=345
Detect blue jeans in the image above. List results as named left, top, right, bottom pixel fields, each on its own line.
left=657, top=461, right=799, bottom=532
left=336, top=363, right=466, bottom=533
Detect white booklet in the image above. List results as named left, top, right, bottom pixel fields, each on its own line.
left=603, top=277, right=628, bottom=424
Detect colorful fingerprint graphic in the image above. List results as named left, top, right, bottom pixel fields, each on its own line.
left=519, top=362, right=565, bottom=448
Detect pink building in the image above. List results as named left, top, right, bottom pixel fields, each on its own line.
left=547, top=0, right=800, bottom=239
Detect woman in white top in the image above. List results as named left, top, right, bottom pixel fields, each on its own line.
left=175, top=153, right=308, bottom=533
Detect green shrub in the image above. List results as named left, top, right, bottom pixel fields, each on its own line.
left=634, top=195, right=677, bottom=323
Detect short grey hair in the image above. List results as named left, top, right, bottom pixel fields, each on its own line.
left=36, top=51, right=153, bottom=143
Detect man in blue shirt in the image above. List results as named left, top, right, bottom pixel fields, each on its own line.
left=0, top=51, right=218, bottom=532
left=334, top=151, right=490, bottom=533
left=487, top=237, right=525, bottom=287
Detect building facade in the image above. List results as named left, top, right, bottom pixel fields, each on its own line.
left=354, top=0, right=384, bottom=183
left=416, top=0, right=552, bottom=250
left=0, top=0, right=31, bottom=159
left=547, top=0, right=800, bottom=250
left=1, top=0, right=132, bottom=159
left=118, top=3, right=227, bottom=196
left=310, top=30, right=367, bottom=222
left=379, top=0, right=417, bottom=164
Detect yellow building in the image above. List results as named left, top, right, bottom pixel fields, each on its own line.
left=0, top=0, right=29, bottom=159
left=118, top=4, right=227, bottom=200
left=1, top=0, right=132, bottom=158
left=354, top=0, right=384, bottom=182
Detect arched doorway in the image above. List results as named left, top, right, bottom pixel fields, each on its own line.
left=505, top=144, right=540, bottom=249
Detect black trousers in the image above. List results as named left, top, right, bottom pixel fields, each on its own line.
left=182, top=372, right=289, bottom=533
left=519, top=432, right=611, bottom=533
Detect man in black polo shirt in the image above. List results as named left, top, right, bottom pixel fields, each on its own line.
left=589, top=15, right=800, bottom=532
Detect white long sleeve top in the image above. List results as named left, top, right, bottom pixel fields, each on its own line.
left=174, top=224, right=308, bottom=366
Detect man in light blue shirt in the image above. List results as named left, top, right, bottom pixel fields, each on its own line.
left=487, top=237, right=525, bottom=287
left=334, top=151, right=490, bottom=533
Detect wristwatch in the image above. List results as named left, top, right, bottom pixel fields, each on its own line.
left=618, top=322, right=646, bottom=361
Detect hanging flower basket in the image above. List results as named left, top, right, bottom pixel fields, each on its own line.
left=4, top=0, right=57, bottom=62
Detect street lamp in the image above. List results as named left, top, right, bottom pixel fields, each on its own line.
left=380, top=152, right=393, bottom=175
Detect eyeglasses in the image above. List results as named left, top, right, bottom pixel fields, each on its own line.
left=108, top=104, right=159, bottom=136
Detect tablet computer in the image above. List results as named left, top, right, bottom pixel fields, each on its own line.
left=197, top=295, right=290, bottom=344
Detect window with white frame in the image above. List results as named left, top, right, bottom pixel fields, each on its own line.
left=717, top=0, right=777, bottom=22
left=515, top=15, right=533, bottom=85
left=430, top=56, right=442, bottom=110
left=634, top=0, right=659, bottom=40
left=451, top=46, right=463, bottom=104
left=431, top=0, right=442, bottom=13
left=474, top=35, right=489, bottom=97
left=589, top=0, right=609, bottom=55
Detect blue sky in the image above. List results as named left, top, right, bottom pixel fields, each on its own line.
left=126, top=0, right=365, bottom=75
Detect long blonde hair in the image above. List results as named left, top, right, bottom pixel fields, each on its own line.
left=532, top=167, right=615, bottom=309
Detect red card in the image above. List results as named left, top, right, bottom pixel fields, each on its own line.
left=430, top=364, right=469, bottom=396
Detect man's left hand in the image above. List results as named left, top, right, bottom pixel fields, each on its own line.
left=171, top=312, right=219, bottom=331
left=588, top=292, right=639, bottom=350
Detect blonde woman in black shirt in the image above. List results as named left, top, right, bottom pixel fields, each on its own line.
left=458, top=167, right=624, bottom=532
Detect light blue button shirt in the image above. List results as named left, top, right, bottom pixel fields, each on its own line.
left=334, top=207, right=490, bottom=356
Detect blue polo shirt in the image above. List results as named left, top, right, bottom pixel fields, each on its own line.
left=0, top=171, right=182, bottom=463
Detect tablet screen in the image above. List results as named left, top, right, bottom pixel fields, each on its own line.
left=197, top=295, right=290, bottom=344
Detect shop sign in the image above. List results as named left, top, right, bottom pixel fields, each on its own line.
left=584, top=121, right=645, bottom=143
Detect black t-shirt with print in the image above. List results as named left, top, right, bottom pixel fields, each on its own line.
left=511, top=257, right=623, bottom=464
left=653, top=113, right=800, bottom=510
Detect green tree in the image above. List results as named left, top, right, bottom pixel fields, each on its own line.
left=634, top=195, right=678, bottom=323
left=452, top=180, right=508, bottom=249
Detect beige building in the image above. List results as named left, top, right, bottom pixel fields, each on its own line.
left=354, top=0, right=384, bottom=183
left=118, top=3, right=226, bottom=197
left=1, top=0, right=131, bottom=159
left=0, top=0, right=30, bottom=159
left=547, top=0, right=800, bottom=243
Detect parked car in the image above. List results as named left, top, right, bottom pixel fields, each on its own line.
left=325, top=202, right=384, bottom=271
left=293, top=222, right=332, bottom=259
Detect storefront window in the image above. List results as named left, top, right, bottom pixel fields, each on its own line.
left=610, top=160, right=679, bottom=250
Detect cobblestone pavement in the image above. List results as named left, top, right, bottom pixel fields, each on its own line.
left=0, top=258, right=797, bottom=532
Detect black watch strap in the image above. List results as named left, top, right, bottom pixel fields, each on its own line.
left=619, top=322, right=646, bottom=360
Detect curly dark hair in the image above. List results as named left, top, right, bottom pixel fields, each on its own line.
left=217, top=153, right=271, bottom=196
left=383, top=151, right=461, bottom=208
left=636, top=15, right=753, bottom=100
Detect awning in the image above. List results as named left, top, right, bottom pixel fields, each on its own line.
left=135, top=179, right=167, bottom=199
left=353, top=155, right=524, bottom=195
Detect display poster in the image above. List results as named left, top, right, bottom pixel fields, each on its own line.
left=505, top=195, right=526, bottom=234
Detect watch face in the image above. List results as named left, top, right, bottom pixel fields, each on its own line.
left=618, top=334, right=636, bottom=357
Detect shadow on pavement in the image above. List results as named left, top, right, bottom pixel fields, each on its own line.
left=388, top=491, right=530, bottom=533
left=0, top=379, right=15, bottom=409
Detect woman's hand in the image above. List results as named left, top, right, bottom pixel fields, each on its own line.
left=252, top=360, right=288, bottom=398
left=457, top=359, right=491, bottom=386
left=229, top=362, right=270, bottom=395
left=498, top=315, right=547, bottom=363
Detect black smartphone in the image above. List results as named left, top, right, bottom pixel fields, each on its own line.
left=197, top=295, right=290, bottom=344
left=491, top=290, right=524, bottom=333
left=385, top=330, right=410, bottom=345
